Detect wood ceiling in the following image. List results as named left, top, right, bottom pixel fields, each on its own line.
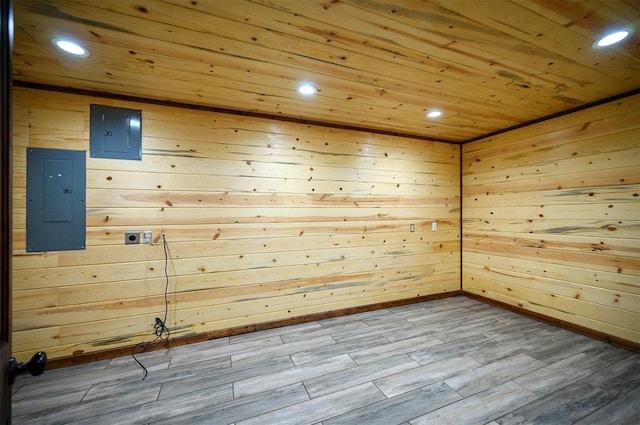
left=12, top=0, right=640, bottom=142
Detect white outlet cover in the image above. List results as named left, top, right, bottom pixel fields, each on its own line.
left=432, top=222, right=437, bottom=231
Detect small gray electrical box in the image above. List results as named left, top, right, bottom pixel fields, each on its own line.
left=90, top=104, right=142, bottom=160
left=125, top=232, right=140, bottom=244
left=26, top=148, right=86, bottom=252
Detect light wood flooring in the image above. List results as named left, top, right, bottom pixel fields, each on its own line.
left=11, top=296, right=640, bottom=424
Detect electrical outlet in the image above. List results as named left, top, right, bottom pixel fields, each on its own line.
left=143, top=230, right=152, bottom=244
left=125, top=232, right=140, bottom=244
left=410, top=224, right=415, bottom=232
left=432, top=222, right=438, bottom=232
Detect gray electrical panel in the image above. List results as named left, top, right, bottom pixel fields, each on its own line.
left=90, top=104, right=142, bottom=160
left=27, top=148, right=86, bottom=252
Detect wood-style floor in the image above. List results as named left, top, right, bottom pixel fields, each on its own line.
left=11, top=296, right=640, bottom=424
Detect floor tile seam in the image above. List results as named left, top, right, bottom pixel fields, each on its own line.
left=301, top=379, right=313, bottom=400
left=345, top=337, right=404, bottom=360
left=367, top=358, right=435, bottom=394
left=255, top=381, right=386, bottom=424
left=229, top=329, right=289, bottom=343
left=16, top=385, right=164, bottom=425
left=395, top=345, right=450, bottom=367
left=477, top=330, right=537, bottom=345
left=572, top=394, right=629, bottom=425
left=228, top=361, right=299, bottom=397
left=369, top=380, right=388, bottom=400
left=230, top=324, right=322, bottom=344
left=407, top=351, right=430, bottom=366
left=519, top=350, right=609, bottom=387
left=189, top=354, right=234, bottom=372
left=314, top=383, right=388, bottom=424
left=119, top=384, right=234, bottom=425
left=464, top=347, right=525, bottom=366
left=15, top=368, right=142, bottom=390
left=280, top=334, right=339, bottom=354
left=38, top=361, right=109, bottom=376
left=446, top=367, right=537, bottom=399
left=347, top=334, right=446, bottom=363
left=124, top=363, right=234, bottom=395
left=318, top=314, right=376, bottom=327
left=243, top=390, right=312, bottom=424
left=570, top=388, right=626, bottom=425
left=515, top=375, right=579, bottom=398
left=380, top=332, right=394, bottom=344
left=523, top=350, right=591, bottom=366
left=233, top=342, right=341, bottom=368
left=400, top=381, right=467, bottom=424
left=156, top=382, right=165, bottom=402
left=346, top=352, right=361, bottom=367
left=291, top=346, right=355, bottom=367
left=323, top=362, right=424, bottom=399
left=178, top=335, right=285, bottom=360
left=11, top=388, right=89, bottom=418
left=589, top=376, right=640, bottom=399
left=441, top=379, right=464, bottom=400
left=232, top=354, right=358, bottom=399
left=379, top=327, right=430, bottom=342
left=78, top=383, right=94, bottom=403
left=508, top=355, right=551, bottom=381
left=230, top=381, right=343, bottom=424
left=164, top=341, right=232, bottom=358
left=461, top=351, right=550, bottom=381
left=10, top=382, right=97, bottom=405
left=157, top=381, right=233, bottom=405
left=483, top=380, right=542, bottom=425
left=488, top=380, right=561, bottom=423
left=280, top=328, right=344, bottom=344
left=296, top=353, right=364, bottom=392
left=328, top=333, right=338, bottom=345
left=66, top=403, right=138, bottom=425
left=290, top=352, right=306, bottom=367
left=170, top=352, right=245, bottom=369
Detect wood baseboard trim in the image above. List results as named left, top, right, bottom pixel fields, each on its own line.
left=464, top=292, right=640, bottom=353
left=47, top=291, right=462, bottom=370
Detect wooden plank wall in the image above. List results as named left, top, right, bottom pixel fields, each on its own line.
left=462, top=94, right=640, bottom=345
left=11, top=87, right=461, bottom=362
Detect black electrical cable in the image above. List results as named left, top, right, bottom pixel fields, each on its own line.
left=131, top=234, right=170, bottom=379
left=158, top=234, right=170, bottom=340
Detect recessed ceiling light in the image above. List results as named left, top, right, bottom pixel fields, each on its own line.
left=426, top=109, right=442, bottom=118
left=51, top=37, right=90, bottom=57
left=297, top=83, right=317, bottom=96
left=593, top=29, right=632, bottom=47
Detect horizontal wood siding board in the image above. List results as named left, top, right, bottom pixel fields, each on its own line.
left=463, top=252, right=639, bottom=295
left=463, top=218, right=640, bottom=238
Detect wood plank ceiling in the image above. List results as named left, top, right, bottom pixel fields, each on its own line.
left=12, top=0, right=640, bottom=142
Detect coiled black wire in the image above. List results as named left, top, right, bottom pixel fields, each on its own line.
left=131, top=234, right=170, bottom=380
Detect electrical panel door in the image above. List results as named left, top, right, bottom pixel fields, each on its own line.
left=26, top=148, right=86, bottom=252
left=90, top=104, right=142, bottom=160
